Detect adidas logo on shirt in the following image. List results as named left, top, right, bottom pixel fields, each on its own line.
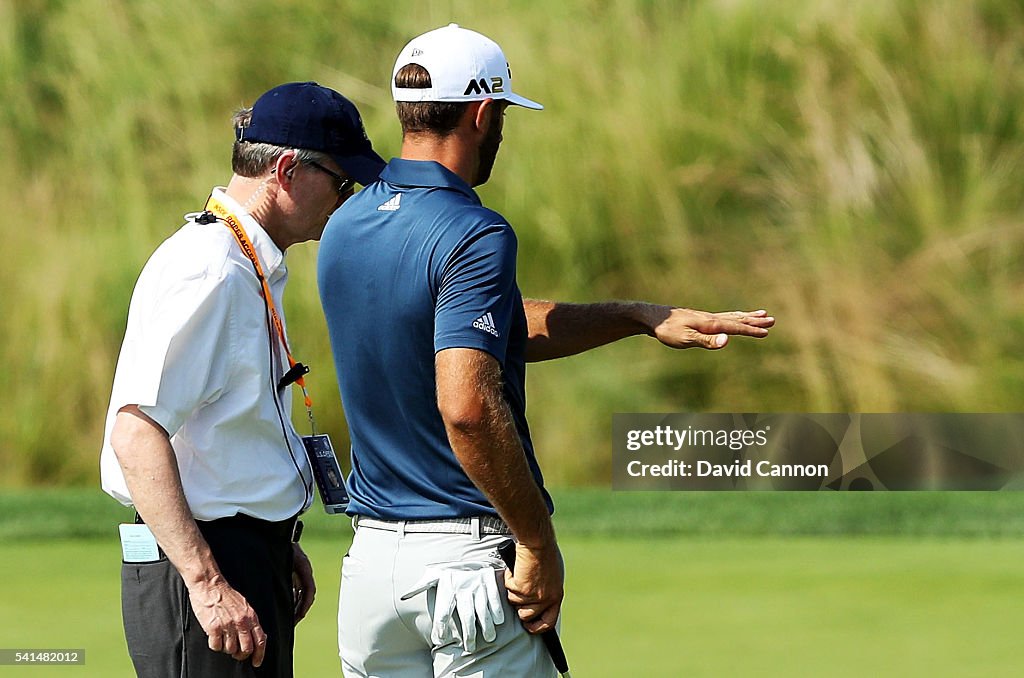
left=472, top=313, right=500, bottom=338
left=377, top=194, right=402, bottom=212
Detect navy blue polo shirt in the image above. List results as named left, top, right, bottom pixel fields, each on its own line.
left=317, top=159, right=553, bottom=520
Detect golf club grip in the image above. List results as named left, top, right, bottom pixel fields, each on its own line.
left=497, top=539, right=570, bottom=674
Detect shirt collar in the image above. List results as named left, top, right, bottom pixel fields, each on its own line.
left=379, top=159, right=480, bottom=204
left=209, top=186, right=286, bottom=277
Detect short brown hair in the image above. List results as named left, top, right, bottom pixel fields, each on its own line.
left=395, top=64, right=467, bottom=137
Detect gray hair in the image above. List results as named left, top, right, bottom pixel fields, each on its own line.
left=231, top=107, right=330, bottom=177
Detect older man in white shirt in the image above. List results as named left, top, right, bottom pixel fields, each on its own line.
left=100, top=82, right=383, bottom=678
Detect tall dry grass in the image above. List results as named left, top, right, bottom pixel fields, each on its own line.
left=2, top=0, right=1023, bottom=485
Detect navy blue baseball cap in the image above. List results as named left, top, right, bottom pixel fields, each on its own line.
left=237, top=81, right=385, bottom=185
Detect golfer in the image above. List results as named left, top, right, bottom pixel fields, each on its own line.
left=317, top=24, right=774, bottom=677
left=101, top=82, right=383, bottom=677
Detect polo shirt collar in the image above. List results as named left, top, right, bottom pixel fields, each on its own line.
left=210, top=187, right=286, bottom=277
left=380, top=159, right=480, bottom=204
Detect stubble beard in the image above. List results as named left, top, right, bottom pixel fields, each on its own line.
left=474, top=113, right=503, bottom=186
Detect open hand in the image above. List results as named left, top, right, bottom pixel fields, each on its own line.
left=649, top=307, right=774, bottom=350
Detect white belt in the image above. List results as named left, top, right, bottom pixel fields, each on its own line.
left=353, top=515, right=512, bottom=539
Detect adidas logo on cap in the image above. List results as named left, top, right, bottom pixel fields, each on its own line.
left=378, top=194, right=402, bottom=212
left=472, top=312, right=500, bottom=338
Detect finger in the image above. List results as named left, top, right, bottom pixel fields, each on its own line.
left=222, top=631, right=239, bottom=656
left=485, top=571, right=504, bottom=626
left=400, top=576, right=439, bottom=600
left=294, top=588, right=316, bottom=624
left=503, top=569, right=539, bottom=601
left=476, top=588, right=497, bottom=642
left=430, top=613, right=445, bottom=646
left=251, top=629, right=267, bottom=668
left=523, top=618, right=549, bottom=634
left=516, top=603, right=541, bottom=621
left=735, top=315, right=775, bottom=328
left=294, top=553, right=317, bottom=600
left=430, top=576, right=454, bottom=645
left=504, top=587, right=530, bottom=606
left=713, top=311, right=774, bottom=327
left=235, top=627, right=254, bottom=659
left=523, top=603, right=560, bottom=635
left=697, top=333, right=728, bottom=350
left=502, top=568, right=516, bottom=592
left=717, top=320, right=771, bottom=337
left=208, top=630, right=224, bottom=653
left=456, top=587, right=476, bottom=652
left=295, top=571, right=317, bottom=623
left=720, top=308, right=767, bottom=318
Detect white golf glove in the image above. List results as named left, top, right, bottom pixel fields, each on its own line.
left=401, top=561, right=505, bottom=653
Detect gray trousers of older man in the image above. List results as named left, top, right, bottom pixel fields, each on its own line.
left=120, top=516, right=295, bottom=678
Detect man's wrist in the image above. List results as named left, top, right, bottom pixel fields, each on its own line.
left=516, top=539, right=557, bottom=553
left=624, top=301, right=670, bottom=337
left=174, top=545, right=225, bottom=591
left=512, top=520, right=557, bottom=551
left=181, top=565, right=226, bottom=590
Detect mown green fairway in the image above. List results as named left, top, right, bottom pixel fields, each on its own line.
left=3, top=535, right=1023, bottom=677
left=560, top=537, right=1024, bottom=677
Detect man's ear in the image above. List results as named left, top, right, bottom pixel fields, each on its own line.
left=273, top=150, right=299, bottom=189
left=466, top=99, right=496, bottom=139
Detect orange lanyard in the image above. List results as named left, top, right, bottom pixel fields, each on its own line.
left=204, top=194, right=315, bottom=428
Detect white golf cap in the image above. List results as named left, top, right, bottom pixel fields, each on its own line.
left=392, top=23, right=543, bottom=110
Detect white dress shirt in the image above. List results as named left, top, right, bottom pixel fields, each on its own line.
left=100, top=188, right=313, bottom=521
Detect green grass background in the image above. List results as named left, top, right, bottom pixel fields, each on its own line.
left=4, top=0, right=1024, bottom=486
left=4, top=490, right=1024, bottom=677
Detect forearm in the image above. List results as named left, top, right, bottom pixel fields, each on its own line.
left=112, top=406, right=266, bottom=659
left=436, top=350, right=555, bottom=549
left=437, top=348, right=564, bottom=632
left=110, top=407, right=223, bottom=589
left=448, top=411, right=554, bottom=548
left=524, top=299, right=665, bottom=362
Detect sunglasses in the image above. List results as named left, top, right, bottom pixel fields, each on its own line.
left=306, top=160, right=356, bottom=196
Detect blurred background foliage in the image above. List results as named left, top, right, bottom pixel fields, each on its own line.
left=2, top=0, right=1023, bottom=487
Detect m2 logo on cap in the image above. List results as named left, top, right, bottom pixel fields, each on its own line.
left=464, top=77, right=505, bottom=96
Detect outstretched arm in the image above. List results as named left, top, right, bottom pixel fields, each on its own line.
left=523, top=299, right=774, bottom=362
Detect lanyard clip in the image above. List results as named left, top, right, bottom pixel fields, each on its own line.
left=193, top=211, right=220, bottom=225
left=278, top=362, right=310, bottom=390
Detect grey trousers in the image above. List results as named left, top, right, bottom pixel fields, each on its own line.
left=339, top=521, right=558, bottom=678
left=120, top=516, right=295, bottom=678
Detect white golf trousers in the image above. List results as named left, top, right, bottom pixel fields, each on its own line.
left=338, top=518, right=558, bottom=678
